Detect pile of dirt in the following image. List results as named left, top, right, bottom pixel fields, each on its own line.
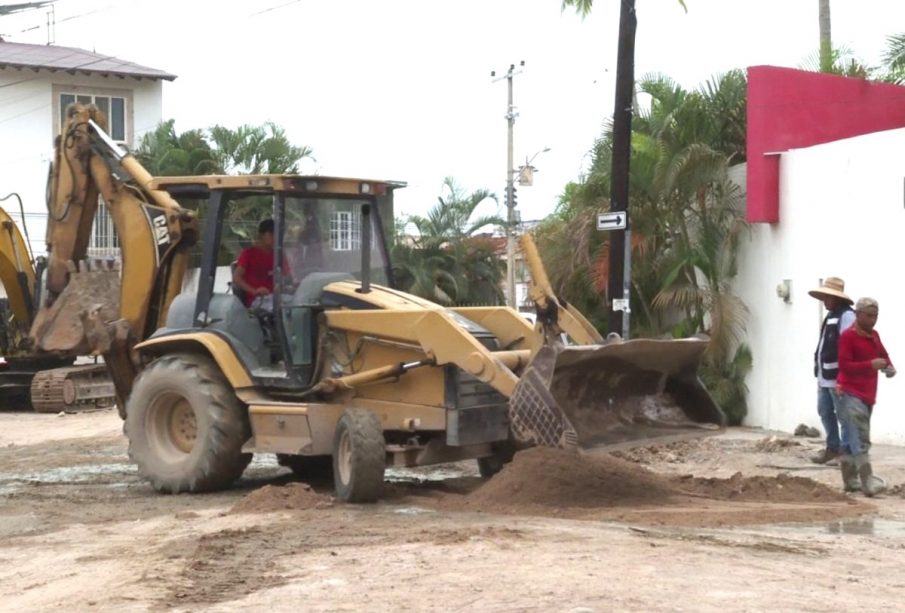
left=456, top=447, right=679, bottom=514
left=438, top=447, right=861, bottom=525
left=230, top=483, right=332, bottom=514
left=674, top=472, right=849, bottom=503
left=754, top=436, right=802, bottom=453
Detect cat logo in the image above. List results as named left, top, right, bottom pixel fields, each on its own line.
left=153, top=214, right=169, bottom=245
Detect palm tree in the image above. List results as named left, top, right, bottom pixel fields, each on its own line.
left=535, top=70, right=752, bottom=420
left=561, top=0, right=686, bottom=17
left=136, top=120, right=220, bottom=176
left=393, top=178, right=505, bottom=305
left=881, top=32, right=905, bottom=84
left=800, top=45, right=873, bottom=79
left=207, top=123, right=314, bottom=175
left=136, top=119, right=315, bottom=266
left=819, top=0, right=833, bottom=73
left=562, top=0, right=687, bottom=333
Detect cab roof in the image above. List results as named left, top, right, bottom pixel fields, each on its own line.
left=148, top=175, right=406, bottom=199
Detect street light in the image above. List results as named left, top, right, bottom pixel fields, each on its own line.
left=517, top=147, right=550, bottom=187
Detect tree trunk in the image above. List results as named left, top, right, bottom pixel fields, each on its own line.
left=819, top=0, right=832, bottom=73
left=607, top=0, right=637, bottom=335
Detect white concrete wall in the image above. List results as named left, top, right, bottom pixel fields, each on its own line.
left=0, top=69, right=164, bottom=262
left=735, top=127, right=905, bottom=444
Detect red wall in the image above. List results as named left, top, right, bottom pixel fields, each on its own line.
left=747, top=66, right=905, bottom=223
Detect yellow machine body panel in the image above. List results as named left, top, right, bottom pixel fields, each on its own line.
left=134, top=333, right=254, bottom=389
left=0, top=206, right=35, bottom=327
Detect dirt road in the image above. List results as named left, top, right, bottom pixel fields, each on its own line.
left=2, top=409, right=905, bottom=611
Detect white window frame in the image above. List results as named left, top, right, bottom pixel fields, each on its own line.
left=86, top=197, right=120, bottom=260
left=53, top=85, right=132, bottom=145
left=330, top=211, right=361, bottom=252
left=53, top=86, right=133, bottom=260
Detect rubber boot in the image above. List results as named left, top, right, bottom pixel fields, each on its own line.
left=839, top=455, right=861, bottom=493
left=810, top=448, right=840, bottom=464
left=854, top=455, right=887, bottom=497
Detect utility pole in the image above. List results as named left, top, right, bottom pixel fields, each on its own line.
left=492, top=61, right=523, bottom=309
left=607, top=0, right=636, bottom=336
left=818, top=0, right=832, bottom=73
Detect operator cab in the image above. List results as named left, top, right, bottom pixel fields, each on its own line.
left=151, top=175, right=404, bottom=390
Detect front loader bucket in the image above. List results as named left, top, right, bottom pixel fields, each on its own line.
left=509, top=338, right=725, bottom=452
left=30, top=260, right=120, bottom=355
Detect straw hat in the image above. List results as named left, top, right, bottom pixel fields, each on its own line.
left=808, top=277, right=853, bottom=304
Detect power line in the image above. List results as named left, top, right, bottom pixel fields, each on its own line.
left=0, top=99, right=50, bottom=124
left=1, top=2, right=114, bottom=37
left=57, top=4, right=111, bottom=25
left=250, top=0, right=301, bottom=17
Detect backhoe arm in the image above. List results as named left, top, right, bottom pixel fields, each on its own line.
left=30, top=103, right=196, bottom=409
left=519, top=233, right=603, bottom=345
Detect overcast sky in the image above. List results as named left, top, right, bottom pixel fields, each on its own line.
left=2, top=0, right=904, bottom=225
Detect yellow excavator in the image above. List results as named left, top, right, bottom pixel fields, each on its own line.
left=0, top=197, right=114, bottom=412
left=29, top=103, right=724, bottom=501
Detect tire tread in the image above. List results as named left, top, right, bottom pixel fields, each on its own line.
left=125, top=353, right=251, bottom=494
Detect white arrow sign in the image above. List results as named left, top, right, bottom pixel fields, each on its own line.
left=597, top=211, right=627, bottom=231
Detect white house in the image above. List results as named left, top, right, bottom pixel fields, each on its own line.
left=736, top=128, right=905, bottom=445
left=0, top=40, right=175, bottom=265
left=736, top=66, right=905, bottom=444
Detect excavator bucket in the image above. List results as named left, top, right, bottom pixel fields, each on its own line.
left=30, top=260, right=120, bottom=355
left=509, top=337, right=725, bottom=452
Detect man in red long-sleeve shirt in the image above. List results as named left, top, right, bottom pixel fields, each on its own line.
left=836, top=297, right=896, bottom=497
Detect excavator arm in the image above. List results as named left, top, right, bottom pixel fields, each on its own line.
left=30, top=103, right=196, bottom=410
left=0, top=203, right=35, bottom=339
left=519, top=233, right=603, bottom=346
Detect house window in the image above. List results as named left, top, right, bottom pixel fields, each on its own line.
left=58, top=92, right=127, bottom=142
left=330, top=211, right=360, bottom=252
left=87, top=198, right=120, bottom=260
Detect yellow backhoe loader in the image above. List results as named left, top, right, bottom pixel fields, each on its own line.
left=0, top=197, right=114, bottom=411
left=30, top=103, right=724, bottom=501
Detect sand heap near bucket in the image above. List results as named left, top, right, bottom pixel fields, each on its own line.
left=455, top=447, right=852, bottom=519
left=461, top=447, right=678, bottom=513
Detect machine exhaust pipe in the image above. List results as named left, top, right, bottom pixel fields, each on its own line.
left=358, top=203, right=371, bottom=294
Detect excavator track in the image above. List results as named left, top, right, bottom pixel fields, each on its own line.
left=30, top=364, right=115, bottom=414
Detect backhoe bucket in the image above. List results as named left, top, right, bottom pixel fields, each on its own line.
left=509, top=338, right=725, bottom=452
left=30, top=260, right=120, bottom=355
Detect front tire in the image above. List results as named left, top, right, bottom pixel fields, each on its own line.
left=332, top=408, right=385, bottom=503
left=125, top=353, right=251, bottom=493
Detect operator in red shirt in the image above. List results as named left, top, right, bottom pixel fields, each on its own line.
left=835, top=297, right=895, bottom=497
left=233, top=219, right=290, bottom=310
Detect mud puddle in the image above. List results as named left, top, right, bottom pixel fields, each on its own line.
left=771, top=517, right=905, bottom=537
left=385, top=462, right=476, bottom=484
left=0, top=463, right=138, bottom=494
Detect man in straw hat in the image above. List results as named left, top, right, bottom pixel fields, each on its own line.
left=836, top=297, right=895, bottom=496
left=808, top=277, right=855, bottom=464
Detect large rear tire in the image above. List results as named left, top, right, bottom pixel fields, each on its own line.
left=125, top=353, right=251, bottom=493
left=332, top=408, right=385, bottom=503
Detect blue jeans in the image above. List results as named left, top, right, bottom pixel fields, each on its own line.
left=837, top=393, right=872, bottom=457
left=817, top=386, right=841, bottom=450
